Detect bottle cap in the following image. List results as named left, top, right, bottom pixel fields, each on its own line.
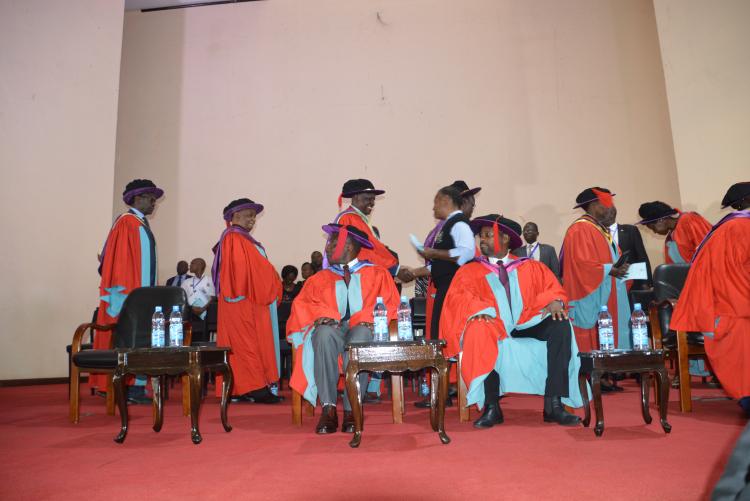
left=172, top=305, right=180, bottom=311
left=600, top=305, right=608, bottom=312
left=155, top=306, right=162, bottom=312
left=376, top=296, right=383, bottom=303
left=634, top=303, right=642, bottom=310
left=401, top=295, right=408, bottom=302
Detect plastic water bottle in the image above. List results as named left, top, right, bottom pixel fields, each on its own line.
left=373, top=297, right=389, bottom=342
left=151, top=306, right=165, bottom=348
left=420, top=375, right=430, bottom=397
left=597, top=305, right=615, bottom=351
left=631, top=303, right=649, bottom=350
left=168, top=305, right=183, bottom=347
left=397, top=296, right=413, bottom=341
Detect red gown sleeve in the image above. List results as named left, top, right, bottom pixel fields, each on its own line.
left=673, top=212, right=712, bottom=262
left=561, top=221, right=611, bottom=301
left=440, top=263, right=505, bottom=357
left=219, top=233, right=281, bottom=305
left=286, top=273, right=340, bottom=337
left=99, top=215, right=142, bottom=302
left=337, top=213, right=398, bottom=271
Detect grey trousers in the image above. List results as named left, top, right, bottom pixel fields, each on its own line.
left=311, top=322, right=373, bottom=411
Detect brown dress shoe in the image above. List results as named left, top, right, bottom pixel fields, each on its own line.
left=341, top=411, right=356, bottom=433
left=315, top=405, right=338, bottom=434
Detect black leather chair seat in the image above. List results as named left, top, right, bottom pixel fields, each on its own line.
left=191, top=341, right=216, bottom=348
left=67, top=343, right=92, bottom=354
left=661, top=331, right=704, bottom=349
left=72, top=350, right=117, bottom=369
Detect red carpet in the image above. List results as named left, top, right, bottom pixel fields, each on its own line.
left=0, top=381, right=745, bottom=500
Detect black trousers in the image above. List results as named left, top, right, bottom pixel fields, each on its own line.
left=430, top=278, right=453, bottom=340
left=510, top=316, right=572, bottom=397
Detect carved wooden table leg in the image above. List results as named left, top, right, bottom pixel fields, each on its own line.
left=655, top=368, right=672, bottom=433
left=113, top=368, right=129, bottom=444
left=391, top=374, right=403, bottom=424
left=429, top=368, right=438, bottom=431
left=640, top=373, right=652, bottom=424
left=591, top=370, right=604, bottom=437
left=578, top=371, right=591, bottom=428
left=435, top=361, right=451, bottom=444
left=219, top=363, right=233, bottom=432
left=152, top=375, right=165, bottom=432
left=346, top=361, right=363, bottom=448
left=188, top=363, right=203, bottom=444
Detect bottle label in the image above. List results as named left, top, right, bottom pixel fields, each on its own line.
left=169, top=323, right=183, bottom=346
left=397, top=320, right=413, bottom=341
left=632, top=325, right=648, bottom=348
left=373, top=317, right=388, bottom=340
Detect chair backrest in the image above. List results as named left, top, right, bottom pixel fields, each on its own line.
left=204, top=300, right=218, bottom=333
left=114, top=286, right=189, bottom=349
left=410, top=297, right=427, bottom=331
left=652, top=264, right=690, bottom=301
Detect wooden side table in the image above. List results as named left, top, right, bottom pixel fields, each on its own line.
left=345, top=339, right=451, bottom=448
left=112, top=346, right=233, bottom=444
left=578, top=349, right=672, bottom=437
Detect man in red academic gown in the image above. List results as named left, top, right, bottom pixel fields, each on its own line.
left=441, top=214, right=582, bottom=428
left=636, top=201, right=711, bottom=264
left=560, top=187, right=631, bottom=352
left=671, top=182, right=750, bottom=416
left=334, top=178, right=414, bottom=282
left=212, top=198, right=283, bottom=403
left=91, top=179, right=162, bottom=399
left=287, top=224, right=400, bottom=434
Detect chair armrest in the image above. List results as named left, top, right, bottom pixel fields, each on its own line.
left=71, top=322, right=115, bottom=354
left=182, top=320, right=192, bottom=346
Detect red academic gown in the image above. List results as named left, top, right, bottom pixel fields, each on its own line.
left=286, top=264, right=400, bottom=403
left=561, top=216, right=627, bottom=351
left=440, top=257, right=566, bottom=397
left=91, top=211, right=156, bottom=390
left=665, top=212, right=711, bottom=264
left=335, top=208, right=398, bottom=273
left=671, top=214, right=750, bottom=399
left=214, top=227, right=282, bottom=396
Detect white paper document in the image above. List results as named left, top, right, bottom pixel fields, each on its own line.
left=623, top=261, right=648, bottom=280
left=409, top=234, right=425, bottom=252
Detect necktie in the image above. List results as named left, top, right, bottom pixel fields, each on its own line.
left=177, top=276, right=183, bottom=286
left=342, top=265, right=351, bottom=321
left=496, top=262, right=512, bottom=304
left=528, top=244, right=534, bottom=258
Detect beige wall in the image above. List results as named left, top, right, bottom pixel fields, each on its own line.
left=116, top=0, right=679, bottom=290
left=0, top=0, right=124, bottom=378
left=654, top=0, right=750, bottom=222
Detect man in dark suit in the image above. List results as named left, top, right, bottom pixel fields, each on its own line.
left=166, top=260, right=191, bottom=287
left=512, top=222, right=560, bottom=280
left=609, top=221, right=652, bottom=290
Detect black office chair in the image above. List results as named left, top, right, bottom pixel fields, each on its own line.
left=647, top=264, right=707, bottom=412
left=69, top=286, right=191, bottom=423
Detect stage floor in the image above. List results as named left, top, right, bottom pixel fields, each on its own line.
left=0, top=380, right=745, bottom=500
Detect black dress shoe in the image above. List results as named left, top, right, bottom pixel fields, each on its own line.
left=230, top=394, right=255, bottom=403
left=247, top=387, right=282, bottom=404
left=316, top=405, right=338, bottom=434
left=414, top=396, right=454, bottom=408
left=543, top=396, right=581, bottom=426
left=473, top=403, right=504, bottom=429
left=341, top=411, right=356, bottom=433
left=126, top=387, right=151, bottom=405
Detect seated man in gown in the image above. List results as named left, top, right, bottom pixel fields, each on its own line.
left=441, top=214, right=585, bottom=429
left=287, top=224, right=400, bottom=434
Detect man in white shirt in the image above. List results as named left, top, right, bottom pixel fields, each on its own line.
left=181, top=258, right=215, bottom=320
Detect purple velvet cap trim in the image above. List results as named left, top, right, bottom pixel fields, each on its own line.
left=321, top=224, right=374, bottom=249
left=123, top=186, right=164, bottom=205
left=469, top=218, right=523, bottom=249
left=223, top=202, right=264, bottom=221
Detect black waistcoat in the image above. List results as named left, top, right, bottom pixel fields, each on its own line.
left=431, top=213, right=470, bottom=288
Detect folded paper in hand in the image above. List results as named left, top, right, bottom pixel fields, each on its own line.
left=409, top=234, right=425, bottom=252
left=623, top=262, right=648, bottom=281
